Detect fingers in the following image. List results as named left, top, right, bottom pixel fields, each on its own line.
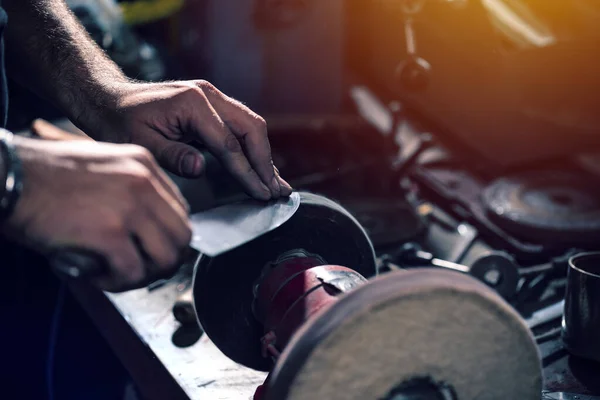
left=141, top=132, right=205, bottom=180
left=94, top=173, right=191, bottom=291
left=126, top=161, right=192, bottom=253
left=139, top=177, right=192, bottom=254
left=91, top=236, right=145, bottom=292
left=274, top=167, right=293, bottom=196
left=179, top=87, right=272, bottom=200
left=197, top=81, right=280, bottom=196
left=128, top=143, right=193, bottom=213
left=129, top=207, right=182, bottom=274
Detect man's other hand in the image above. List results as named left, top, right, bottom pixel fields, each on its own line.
left=4, top=136, right=192, bottom=292
left=87, top=80, right=292, bottom=201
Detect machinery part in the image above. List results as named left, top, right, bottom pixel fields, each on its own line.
left=253, top=249, right=368, bottom=360
left=392, top=133, right=433, bottom=185
left=447, top=223, right=477, bottom=263
left=193, top=192, right=377, bottom=371
left=338, top=198, right=426, bottom=248
left=395, top=56, right=432, bottom=92
left=394, top=0, right=431, bottom=93
left=380, top=377, right=456, bottom=400
left=526, top=300, right=564, bottom=330
left=68, top=0, right=167, bottom=82
left=172, top=287, right=197, bottom=326
left=562, top=252, right=600, bottom=363
left=118, top=0, right=184, bottom=26
left=397, top=244, right=520, bottom=299
left=265, top=269, right=542, bottom=400
left=483, top=170, right=600, bottom=244
left=469, top=252, right=520, bottom=299
left=542, top=393, right=600, bottom=400
left=189, top=192, right=301, bottom=257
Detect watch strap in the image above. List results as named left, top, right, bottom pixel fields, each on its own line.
left=0, top=128, right=23, bottom=223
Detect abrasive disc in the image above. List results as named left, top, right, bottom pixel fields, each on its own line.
left=266, top=269, right=542, bottom=400
left=483, top=170, right=600, bottom=244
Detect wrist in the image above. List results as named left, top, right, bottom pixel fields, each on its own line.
left=65, top=77, right=126, bottom=125
left=0, top=130, right=24, bottom=225
left=68, top=79, right=137, bottom=143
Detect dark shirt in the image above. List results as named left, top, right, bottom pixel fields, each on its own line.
left=0, top=2, right=8, bottom=128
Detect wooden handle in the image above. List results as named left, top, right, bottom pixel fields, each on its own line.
left=31, top=119, right=93, bottom=142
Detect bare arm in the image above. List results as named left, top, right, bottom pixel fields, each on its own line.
left=2, top=0, right=291, bottom=199
left=3, top=0, right=128, bottom=138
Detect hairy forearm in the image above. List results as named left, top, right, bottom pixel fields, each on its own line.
left=3, top=0, right=130, bottom=131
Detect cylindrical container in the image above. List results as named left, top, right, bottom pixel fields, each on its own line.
left=562, top=251, right=600, bottom=362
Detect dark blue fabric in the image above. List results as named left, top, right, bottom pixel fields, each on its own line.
left=0, top=240, right=131, bottom=400
left=0, top=2, right=8, bottom=127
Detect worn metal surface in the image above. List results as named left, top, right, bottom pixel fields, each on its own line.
left=105, top=285, right=266, bottom=400
left=483, top=170, right=600, bottom=244
left=189, top=192, right=300, bottom=257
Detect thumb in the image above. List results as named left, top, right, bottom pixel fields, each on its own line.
left=142, top=134, right=205, bottom=178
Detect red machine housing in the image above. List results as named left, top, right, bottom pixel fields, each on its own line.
left=251, top=249, right=367, bottom=399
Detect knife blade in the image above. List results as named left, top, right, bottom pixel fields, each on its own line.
left=50, top=192, right=301, bottom=278
left=189, top=191, right=300, bottom=256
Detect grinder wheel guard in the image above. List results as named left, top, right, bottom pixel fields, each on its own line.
left=266, top=269, right=542, bottom=400
left=193, top=192, right=378, bottom=371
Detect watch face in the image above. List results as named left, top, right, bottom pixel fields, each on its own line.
left=348, top=0, right=600, bottom=166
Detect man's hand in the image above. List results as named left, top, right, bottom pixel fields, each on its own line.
left=3, top=1, right=291, bottom=201
left=81, top=80, right=293, bottom=201
left=4, top=136, right=192, bottom=292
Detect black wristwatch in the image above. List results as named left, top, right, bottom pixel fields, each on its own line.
left=0, top=128, right=23, bottom=222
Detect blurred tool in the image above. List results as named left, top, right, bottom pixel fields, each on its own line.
left=67, top=0, right=166, bottom=81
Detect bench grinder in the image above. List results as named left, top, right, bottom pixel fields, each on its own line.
left=193, top=192, right=542, bottom=400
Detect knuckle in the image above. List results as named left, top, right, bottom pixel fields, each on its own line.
left=223, top=133, right=243, bottom=154
left=128, top=168, right=154, bottom=190
left=174, top=224, right=193, bottom=250
left=102, top=216, right=126, bottom=236
left=108, top=250, right=145, bottom=284
left=158, top=250, right=178, bottom=270
left=184, top=86, right=207, bottom=100
left=196, top=79, right=215, bottom=92
left=132, top=147, right=154, bottom=163
left=124, top=264, right=145, bottom=283
left=252, top=115, right=267, bottom=132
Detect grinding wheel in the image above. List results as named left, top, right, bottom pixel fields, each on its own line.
left=193, top=192, right=378, bottom=371
left=266, top=269, right=542, bottom=400
left=483, top=170, right=600, bottom=244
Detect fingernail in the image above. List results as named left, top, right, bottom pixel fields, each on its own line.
left=270, top=175, right=281, bottom=197
left=278, top=177, right=293, bottom=195
left=182, top=154, right=197, bottom=176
